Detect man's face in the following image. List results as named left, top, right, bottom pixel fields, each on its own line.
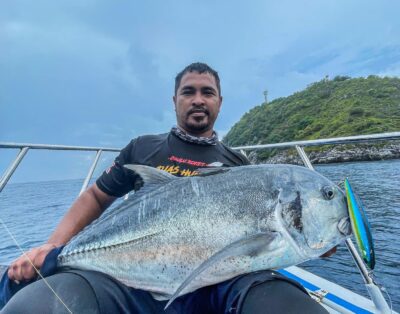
left=173, top=71, right=222, bottom=137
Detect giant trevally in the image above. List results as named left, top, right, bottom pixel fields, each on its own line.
left=57, top=164, right=351, bottom=303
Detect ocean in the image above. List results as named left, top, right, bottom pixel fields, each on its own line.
left=0, top=159, right=399, bottom=310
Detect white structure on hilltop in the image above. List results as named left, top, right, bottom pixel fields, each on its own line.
left=263, top=90, right=268, bottom=103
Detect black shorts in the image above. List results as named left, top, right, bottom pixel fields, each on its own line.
left=1, top=269, right=328, bottom=314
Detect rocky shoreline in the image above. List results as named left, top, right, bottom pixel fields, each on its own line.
left=247, top=142, right=400, bottom=165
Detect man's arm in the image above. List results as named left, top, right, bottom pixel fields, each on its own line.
left=8, top=183, right=116, bottom=282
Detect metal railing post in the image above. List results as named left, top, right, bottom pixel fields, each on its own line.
left=295, top=145, right=391, bottom=313
left=0, top=147, right=29, bottom=193
left=295, top=145, right=315, bottom=170
left=79, top=150, right=103, bottom=196
left=240, top=149, right=248, bottom=158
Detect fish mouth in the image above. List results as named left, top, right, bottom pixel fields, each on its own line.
left=337, top=217, right=352, bottom=236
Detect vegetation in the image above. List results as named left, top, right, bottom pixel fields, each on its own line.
left=223, top=76, right=400, bottom=159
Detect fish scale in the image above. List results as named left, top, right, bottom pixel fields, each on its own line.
left=58, top=164, right=350, bottom=300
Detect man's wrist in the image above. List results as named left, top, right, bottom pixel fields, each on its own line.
left=45, top=242, right=63, bottom=248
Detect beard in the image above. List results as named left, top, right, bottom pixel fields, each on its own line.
left=181, top=112, right=213, bottom=135
left=183, top=118, right=210, bottom=133
left=175, top=103, right=219, bottom=136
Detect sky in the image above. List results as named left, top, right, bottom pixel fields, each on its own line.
left=1, top=0, right=400, bottom=183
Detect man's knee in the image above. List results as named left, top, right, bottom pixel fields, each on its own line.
left=240, top=279, right=328, bottom=314
left=1, top=273, right=99, bottom=314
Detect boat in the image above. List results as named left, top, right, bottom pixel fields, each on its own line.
left=1, top=131, right=399, bottom=313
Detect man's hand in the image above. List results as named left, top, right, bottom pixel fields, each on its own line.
left=320, top=246, right=337, bottom=258
left=7, top=184, right=115, bottom=283
left=7, top=243, right=57, bottom=282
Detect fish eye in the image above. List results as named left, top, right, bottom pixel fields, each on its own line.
left=322, top=186, right=335, bottom=200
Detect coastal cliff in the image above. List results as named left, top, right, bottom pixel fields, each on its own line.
left=246, top=143, right=400, bottom=165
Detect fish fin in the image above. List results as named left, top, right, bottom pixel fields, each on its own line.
left=124, top=164, right=177, bottom=185
left=61, top=229, right=163, bottom=258
left=196, top=167, right=231, bottom=177
left=164, top=232, right=277, bottom=310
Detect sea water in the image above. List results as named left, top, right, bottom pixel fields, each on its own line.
left=0, top=159, right=399, bottom=310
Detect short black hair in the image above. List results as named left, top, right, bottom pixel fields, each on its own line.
left=175, top=62, right=221, bottom=96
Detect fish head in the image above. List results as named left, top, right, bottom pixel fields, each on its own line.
left=278, top=166, right=351, bottom=257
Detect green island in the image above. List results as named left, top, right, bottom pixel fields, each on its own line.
left=223, top=75, right=400, bottom=163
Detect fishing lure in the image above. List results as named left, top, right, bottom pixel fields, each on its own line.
left=344, top=178, right=375, bottom=269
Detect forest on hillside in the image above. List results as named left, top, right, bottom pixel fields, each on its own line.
left=223, top=75, right=400, bottom=148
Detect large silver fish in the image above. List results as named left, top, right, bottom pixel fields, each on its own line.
left=58, top=164, right=351, bottom=303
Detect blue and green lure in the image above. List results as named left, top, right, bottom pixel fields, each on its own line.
left=344, top=178, right=375, bottom=269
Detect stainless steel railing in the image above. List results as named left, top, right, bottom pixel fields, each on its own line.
left=232, top=131, right=400, bottom=150
left=0, top=143, right=120, bottom=194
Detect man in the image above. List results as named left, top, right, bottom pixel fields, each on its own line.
left=3, top=63, right=327, bottom=313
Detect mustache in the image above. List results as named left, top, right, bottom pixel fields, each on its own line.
left=187, top=107, right=209, bottom=116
